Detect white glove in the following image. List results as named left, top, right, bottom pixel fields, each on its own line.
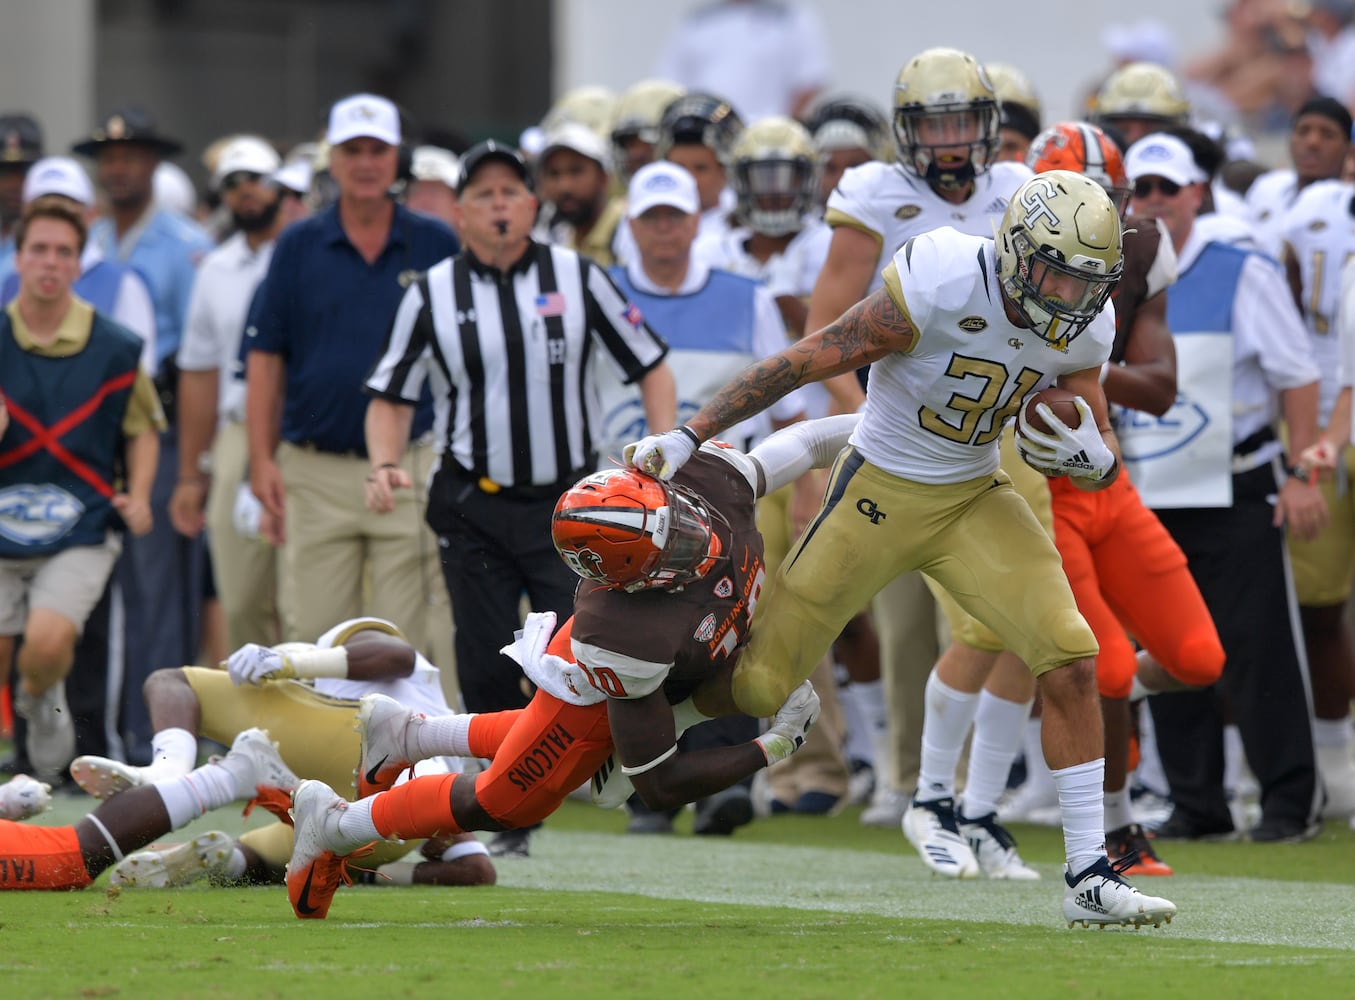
left=232, top=483, right=263, bottom=539
left=0, top=773, right=53, bottom=820
left=225, top=642, right=291, bottom=686
left=753, top=681, right=821, bottom=765
left=623, top=427, right=700, bottom=481
left=1015, top=396, right=1116, bottom=481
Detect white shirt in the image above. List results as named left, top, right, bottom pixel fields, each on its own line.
left=657, top=0, right=830, bottom=120
left=1244, top=168, right=1299, bottom=260
left=1177, top=223, right=1319, bottom=451
left=177, top=232, right=275, bottom=423
left=79, top=241, right=157, bottom=375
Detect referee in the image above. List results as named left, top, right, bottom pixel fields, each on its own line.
left=364, top=139, right=675, bottom=737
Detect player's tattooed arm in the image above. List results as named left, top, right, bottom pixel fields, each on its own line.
left=687, top=288, right=915, bottom=439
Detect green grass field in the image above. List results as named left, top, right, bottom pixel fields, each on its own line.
left=2, top=789, right=1353, bottom=999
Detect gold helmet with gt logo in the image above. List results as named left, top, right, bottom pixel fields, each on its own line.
left=892, top=47, right=1000, bottom=189
left=541, top=85, right=619, bottom=138
left=1092, top=62, right=1190, bottom=128
left=996, top=170, right=1123, bottom=349
left=729, top=116, right=820, bottom=236
left=610, top=79, right=687, bottom=179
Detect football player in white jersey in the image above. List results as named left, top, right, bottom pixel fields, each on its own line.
left=1280, top=175, right=1355, bottom=818
left=628, top=171, right=1179, bottom=929
left=805, top=47, right=1032, bottom=830
left=655, top=92, right=744, bottom=244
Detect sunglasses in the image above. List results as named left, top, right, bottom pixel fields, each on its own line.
left=221, top=171, right=264, bottom=191
left=1132, top=177, right=1183, bottom=198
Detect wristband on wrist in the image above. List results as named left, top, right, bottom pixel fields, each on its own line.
left=677, top=426, right=700, bottom=447
left=273, top=642, right=349, bottom=679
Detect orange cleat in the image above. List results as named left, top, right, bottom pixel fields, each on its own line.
left=286, top=780, right=359, bottom=919
left=1106, top=822, right=1174, bottom=876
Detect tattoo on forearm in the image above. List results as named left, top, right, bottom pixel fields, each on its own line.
left=690, top=290, right=912, bottom=439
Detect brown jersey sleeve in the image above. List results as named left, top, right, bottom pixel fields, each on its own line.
left=1110, top=219, right=1162, bottom=364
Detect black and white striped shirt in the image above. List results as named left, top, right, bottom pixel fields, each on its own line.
left=365, top=240, right=668, bottom=487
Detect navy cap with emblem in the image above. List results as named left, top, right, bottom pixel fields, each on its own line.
left=0, top=113, right=42, bottom=166
left=72, top=106, right=183, bottom=159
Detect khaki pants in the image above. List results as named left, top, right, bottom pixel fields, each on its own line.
left=206, top=420, right=280, bottom=651
left=276, top=441, right=456, bottom=704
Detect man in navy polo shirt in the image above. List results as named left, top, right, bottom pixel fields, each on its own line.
left=245, top=94, right=459, bottom=660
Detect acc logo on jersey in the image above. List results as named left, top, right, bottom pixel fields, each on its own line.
left=958, top=316, right=988, bottom=333
left=895, top=204, right=922, bottom=221
left=1114, top=398, right=1210, bottom=460
left=713, top=576, right=734, bottom=598
left=0, top=484, right=85, bottom=546
left=1309, top=219, right=1328, bottom=232
left=694, top=613, right=718, bottom=643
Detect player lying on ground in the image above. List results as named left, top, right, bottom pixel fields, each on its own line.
left=67, top=620, right=495, bottom=889
left=281, top=415, right=859, bottom=918
left=0, top=727, right=297, bottom=890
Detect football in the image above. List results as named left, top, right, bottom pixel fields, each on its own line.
left=1021, top=387, right=1082, bottom=435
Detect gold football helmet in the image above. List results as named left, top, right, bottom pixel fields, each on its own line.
left=655, top=92, right=745, bottom=164
left=610, top=79, right=686, bottom=181
left=1092, top=62, right=1190, bottom=127
left=729, top=116, right=820, bottom=236
left=541, top=85, right=618, bottom=138
left=892, top=47, right=1000, bottom=189
left=996, top=170, right=1123, bottom=349
left=987, top=63, right=1042, bottom=122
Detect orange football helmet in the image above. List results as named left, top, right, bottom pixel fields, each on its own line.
left=1026, top=121, right=1130, bottom=214
left=552, top=468, right=723, bottom=592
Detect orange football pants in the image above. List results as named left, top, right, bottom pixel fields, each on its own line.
left=1049, top=475, right=1224, bottom=698
left=372, top=616, right=617, bottom=838
left=0, top=822, right=91, bottom=891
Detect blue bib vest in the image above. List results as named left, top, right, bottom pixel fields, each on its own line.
left=0, top=310, right=143, bottom=557
left=1166, top=241, right=1249, bottom=337
left=608, top=267, right=758, bottom=353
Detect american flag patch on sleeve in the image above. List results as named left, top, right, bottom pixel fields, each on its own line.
left=535, top=292, right=566, bottom=317
left=622, top=302, right=644, bottom=328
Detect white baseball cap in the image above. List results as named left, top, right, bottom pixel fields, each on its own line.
left=1124, top=133, right=1208, bottom=187
left=627, top=161, right=698, bottom=218
left=271, top=159, right=313, bottom=195
left=411, top=145, right=460, bottom=188
left=212, top=135, right=281, bottom=190
left=22, top=156, right=95, bottom=206
left=539, top=122, right=611, bottom=172
left=326, top=93, right=401, bottom=147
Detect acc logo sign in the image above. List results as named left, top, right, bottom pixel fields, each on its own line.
left=0, top=484, right=85, bottom=546
left=958, top=316, right=987, bottom=333
left=895, top=204, right=922, bottom=221
left=694, top=613, right=718, bottom=643
left=1114, top=397, right=1210, bottom=460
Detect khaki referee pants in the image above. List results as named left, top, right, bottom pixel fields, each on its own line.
left=276, top=441, right=457, bottom=699
left=206, top=420, right=280, bottom=651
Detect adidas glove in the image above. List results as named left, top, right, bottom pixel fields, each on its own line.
left=623, top=427, right=700, bottom=481
left=1015, top=396, right=1116, bottom=481
left=753, top=681, right=821, bottom=765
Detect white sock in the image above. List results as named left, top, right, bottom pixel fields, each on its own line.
left=1052, top=758, right=1107, bottom=875
left=1222, top=723, right=1248, bottom=796
left=1313, top=717, right=1354, bottom=749
left=841, top=679, right=883, bottom=766
left=146, top=727, right=197, bottom=778
left=224, top=848, right=248, bottom=881
left=1019, top=716, right=1056, bottom=799
left=417, top=714, right=475, bottom=759
left=1103, top=787, right=1133, bottom=833
left=960, top=692, right=1031, bottom=819
left=1132, top=701, right=1169, bottom=797
left=336, top=796, right=381, bottom=852
left=152, top=761, right=238, bottom=829
left=915, top=671, right=979, bottom=802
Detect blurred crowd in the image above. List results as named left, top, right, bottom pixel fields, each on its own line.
left=2, top=0, right=1355, bottom=872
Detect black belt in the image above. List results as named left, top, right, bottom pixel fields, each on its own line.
left=291, top=439, right=367, bottom=460
left=453, top=464, right=588, bottom=502
left=1232, top=426, right=1276, bottom=459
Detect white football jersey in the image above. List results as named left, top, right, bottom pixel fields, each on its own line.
left=1244, top=167, right=1298, bottom=260
left=1279, top=178, right=1355, bottom=423
left=851, top=228, right=1115, bottom=484
left=825, top=160, right=1033, bottom=293
left=692, top=218, right=832, bottom=297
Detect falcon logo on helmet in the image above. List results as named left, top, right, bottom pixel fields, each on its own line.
left=552, top=468, right=723, bottom=592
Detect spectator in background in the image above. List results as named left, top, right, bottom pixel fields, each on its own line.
left=536, top=123, right=627, bottom=267
left=73, top=106, right=214, bottom=766
left=246, top=94, right=458, bottom=669
left=0, top=197, right=164, bottom=781
left=1306, top=1, right=1355, bottom=111
left=172, top=136, right=290, bottom=655
left=405, top=146, right=459, bottom=231
left=657, top=0, right=829, bottom=121
left=0, top=113, right=43, bottom=282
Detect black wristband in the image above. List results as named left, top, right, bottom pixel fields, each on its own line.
left=374, top=462, right=400, bottom=472
left=677, top=426, right=701, bottom=447
left=1286, top=464, right=1310, bottom=482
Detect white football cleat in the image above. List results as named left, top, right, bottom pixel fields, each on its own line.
left=1063, top=856, right=1178, bottom=929
left=903, top=797, right=980, bottom=878
left=356, top=693, right=423, bottom=798
left=959, top=811, right=1040, bottom=880
left=110, top=831, right=237, bottom=888
left=70, top=756, right=151, bottom=799
left=223, top=728, right=300, bottom=793
left=0, top=773, right=53, bottom=820
left=15, top=685, right=75, bottom=782
left=287, top=779, right=353, bottom=919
